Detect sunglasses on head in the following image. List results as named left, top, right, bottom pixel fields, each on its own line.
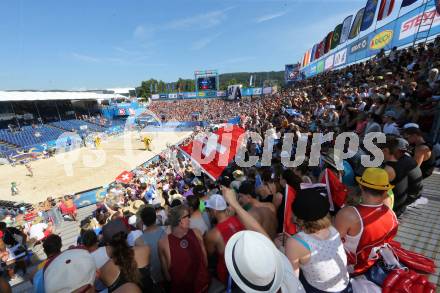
left=180, top=213, right=191, bottom=220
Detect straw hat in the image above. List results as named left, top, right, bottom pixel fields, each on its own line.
left=356, top=168, right=394, bottom=191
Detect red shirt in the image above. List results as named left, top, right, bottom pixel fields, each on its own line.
left=216, top=216, right=244, bottom=283
left=168, top=229, right=210, bottom=293
left=350, top=204, right=398, bottom=275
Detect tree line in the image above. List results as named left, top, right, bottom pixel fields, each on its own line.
left=136, top=71, right=284, bottom=97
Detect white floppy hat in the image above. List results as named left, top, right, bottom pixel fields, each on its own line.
left=225, top=231, right=284, bottom=293
left=44, top=248, right=96, bottom=293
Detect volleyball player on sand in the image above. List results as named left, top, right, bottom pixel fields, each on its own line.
left=143, top=135, right=152, bottom=151
left=25, top=162, right=33, bottom=177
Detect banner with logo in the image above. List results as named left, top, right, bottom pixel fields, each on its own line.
left=151, top=94, right=160, bottom=100
left=340, top=15, right=353, bottom=44
left=361, top=0, right=379, bottom=31
left=168, top=93, right=178, bottom=99
left=299, top=0, right=440, bottom=78
left=285, top=64, right=300, bottom=83
left=178, top=125, right=246, bottom=180
left=398, top=6, right=440, bottom=41
left=334, top=48, right=348, bottom=67
left=186, top=92, right=197, bottom=98
left=263, top=87, right=272, bottom=94
left=159, top=94, right=168, bottom=99
left=216, top=91, right=226, bottom=97
left=317, top=60, right=325, bottom=73
left=350, top=35, right=369, bottom=54
left=349, top=8, right=365, bottom=39
left=370, top=29, right=394, bottom=50
left=325, top=54, right=334, bottom=70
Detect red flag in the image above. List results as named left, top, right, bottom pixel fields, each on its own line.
left=283, top=184, right=297, bottom=235
left=178, top=125, right=246, bottom=180
left=378, top=0, right=395, bottom=20
left=115, top=170, right=133, bottom=184
left=320, top=168, right=348, bottom=211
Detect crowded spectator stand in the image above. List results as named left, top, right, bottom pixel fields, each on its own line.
left=1, top=40, right=440, bottom=292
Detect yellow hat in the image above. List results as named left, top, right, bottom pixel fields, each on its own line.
left=356, top=168, right=394, bottom=191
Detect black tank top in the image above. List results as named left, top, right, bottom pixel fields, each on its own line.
left=419, top=143, right=435, bottom=178
left=386, top=160, right=409, bottom=213
left=108, top=265, right=156, bottom=293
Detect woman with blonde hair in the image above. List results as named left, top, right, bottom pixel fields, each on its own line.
left=285, top=188, right=351, bottom=293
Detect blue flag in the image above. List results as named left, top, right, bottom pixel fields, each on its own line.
left=361, top=0, right=379, bottom=31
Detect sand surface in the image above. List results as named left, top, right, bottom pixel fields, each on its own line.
left=0, top=131, right=191, bottom=204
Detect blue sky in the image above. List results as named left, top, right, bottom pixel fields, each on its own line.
left=0, top=0, right=364, bottom=90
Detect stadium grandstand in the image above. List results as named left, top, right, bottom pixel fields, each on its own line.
left=0, top=91, right=141, bottom=161
left=1, top=0, right=440, bottom=292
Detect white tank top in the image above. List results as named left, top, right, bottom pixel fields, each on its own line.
left=342, top=206, right=363, bottom=255
left=297, top=227, right=350, bottom=292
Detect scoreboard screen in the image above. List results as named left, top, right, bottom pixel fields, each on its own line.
left=197, top=77, right=217, bottom=91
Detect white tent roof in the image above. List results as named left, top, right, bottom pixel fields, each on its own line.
left=106, top=88, right=135, bottom=95
left=0, top=91, right=126, bottom=102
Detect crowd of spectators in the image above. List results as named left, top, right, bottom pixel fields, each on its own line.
left=0, top=39, right=439, bottom=292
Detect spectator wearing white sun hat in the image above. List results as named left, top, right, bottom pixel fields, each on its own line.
left=221, top=186, right=305, bottom=293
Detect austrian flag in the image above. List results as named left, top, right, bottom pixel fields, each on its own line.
left=115, top=170, right=134, bottom=184
left=179, top=125, right=246, bottom=180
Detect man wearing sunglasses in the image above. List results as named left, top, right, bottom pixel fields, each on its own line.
left=158, top=204, right=210, bottom=293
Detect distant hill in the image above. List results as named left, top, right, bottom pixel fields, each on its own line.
left=136, top=70, right=284, bottom=97
left=218, top=71, right=284, bottom=90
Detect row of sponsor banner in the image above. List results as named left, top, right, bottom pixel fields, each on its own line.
left=151, top=87, right=274, bottom=100
left=151, top=91, right=223, bottom=100
left=301, top=0, right=440, bottom=78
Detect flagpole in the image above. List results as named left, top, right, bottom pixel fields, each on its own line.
left=282, top=185, right=290, bottom=247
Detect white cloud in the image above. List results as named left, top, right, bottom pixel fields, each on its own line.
left=166, top=7, right=233, bottom=30
left=71, top=53, right=100, bottom=63
left=191, top=33, right=222, bottom=50
left=212, top=56, right=256, bottom=67
left=133, top=25, right=155, bottom=40
left=256, top=11, right=287, bottom=23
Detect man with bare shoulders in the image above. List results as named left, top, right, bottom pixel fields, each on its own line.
left=334, top=168, right=398, bottom=277
left=237, top=180, right=278, bottom=239
left=203, top=194, right=244, bottom=284
left=158, top=205, right=210, bottom=293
